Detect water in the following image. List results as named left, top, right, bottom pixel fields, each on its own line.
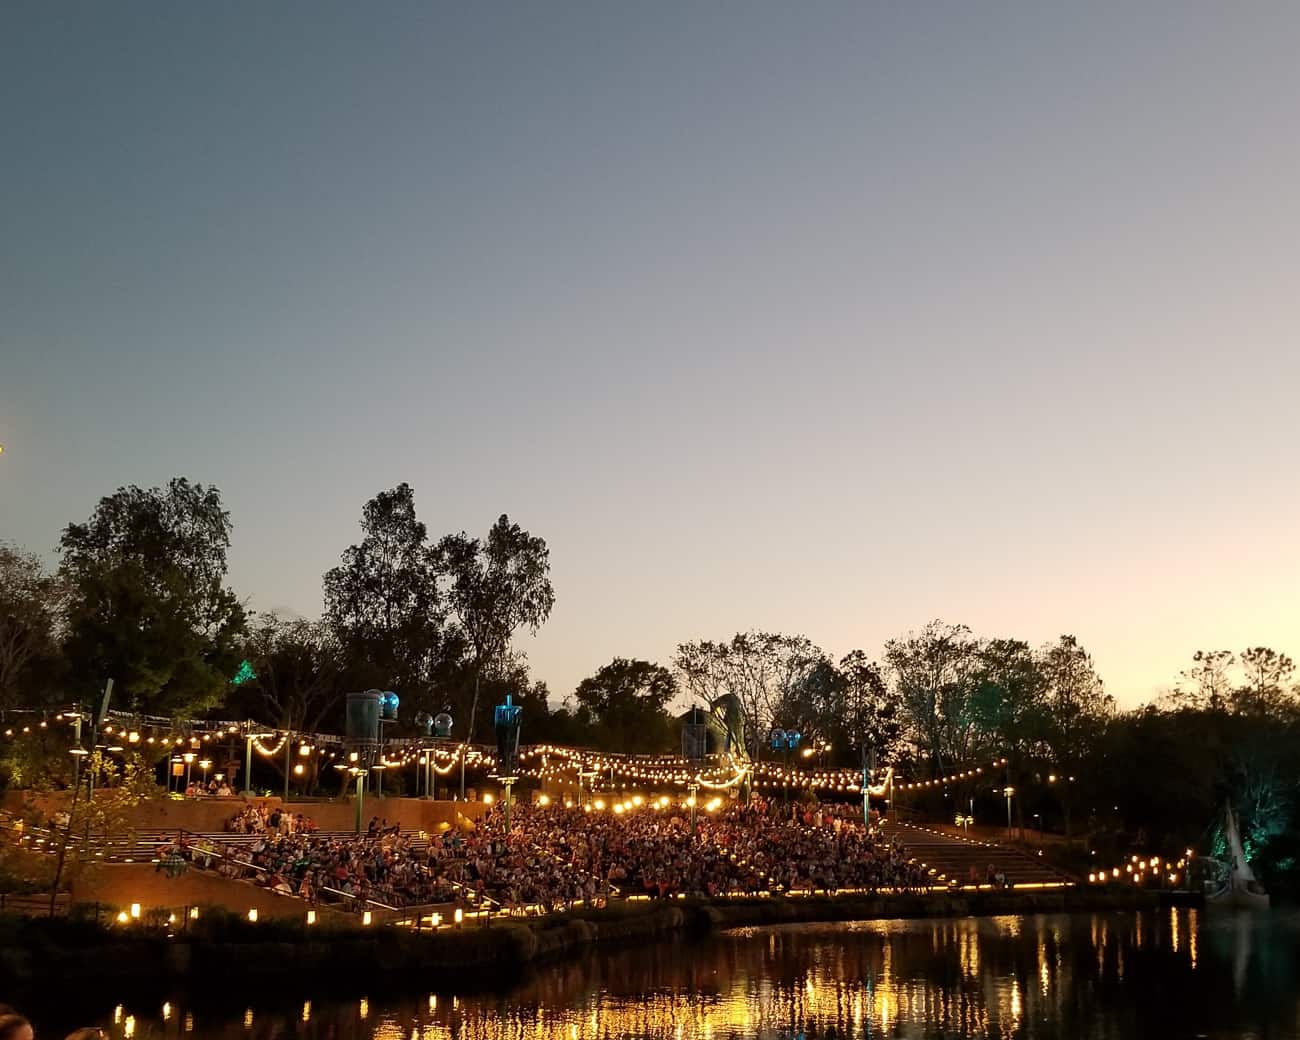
left=27, top=909, right=1300, bottom=1040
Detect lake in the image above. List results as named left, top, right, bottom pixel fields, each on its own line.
left=25, top=909, right=1300, bottom=1039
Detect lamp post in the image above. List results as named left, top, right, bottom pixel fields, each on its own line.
left=770, top=729, right=802, bottom=810
left=199, top=759, right=211, bottom=793
left=688, top=781, right=700, bottom=838
left=1004, top=786, right=1015, bottom=841
left=183, top=753, right=196, bottom=794
left=431, top=712, right=453, bottom=801
left=283, top=735, right=292, bottom=802
left=494, top=695, right=522, bottom=832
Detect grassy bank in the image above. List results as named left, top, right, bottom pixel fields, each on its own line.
left=0, top=887, right=1175, bottom=990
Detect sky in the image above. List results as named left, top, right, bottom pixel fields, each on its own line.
left=2, top=3, right=1298, bottom=709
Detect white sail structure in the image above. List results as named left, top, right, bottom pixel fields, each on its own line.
left=1208, top=802, right=1269, bottom=910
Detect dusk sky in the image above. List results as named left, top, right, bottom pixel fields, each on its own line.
left=3, top=3, right=1298, bottom=708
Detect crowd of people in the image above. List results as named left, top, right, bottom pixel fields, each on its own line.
left=183, top=777, right=234, bottom=797
left=466, top=798, right=926, bottom=913
left=164, top=806, right=446, bottom=908
left=225, top=802, right=318, bottom=836
left=160, top=795, right=925, bottom=916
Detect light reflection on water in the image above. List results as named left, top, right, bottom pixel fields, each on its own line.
left=31, top=909, right=1300, bottom=1040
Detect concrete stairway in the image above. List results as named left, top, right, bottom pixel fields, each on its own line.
left=883, top=820, right=1077, bottom=889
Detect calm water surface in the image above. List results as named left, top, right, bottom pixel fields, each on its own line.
left=29, top=909, right=1300, bottom=1040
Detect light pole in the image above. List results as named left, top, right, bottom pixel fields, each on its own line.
left=199, top=759, right=211, bottom=792
left=688, top=781, right=700, bottom=838
left=1004, top=786, right=1015, bottom=841
left=494, top=695, right=522, bottom=833
left=770, top=729, right=802, bottom=811
left=183, top=753, right=196, bottom=794
left=431, top=712, right=453, bottom=801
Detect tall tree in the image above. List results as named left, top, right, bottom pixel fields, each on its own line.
left=1038, top=634, right=1112, bottom=843
left=323, top=484, right=446, bottom=699
left=673, top=633, right=815, bottom=761
left=1235, top=647, right=1298, bottom=717
left=970, top=638, right=1047, bottom=837
left=0, top=544, right=64, bottom=709
left=883, top=621, right=979, bottom=775
left=59, top=479, right=246, bottom=716
left=1172, top=650, right=1236, bottom=712
left=839, top=650, right=904, bottom=767
left=435, top=514, right=554, bottom=794
left=573, top=658, right=677, bottom=754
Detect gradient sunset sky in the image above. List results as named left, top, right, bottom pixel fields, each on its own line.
left=3, top=3, right=1298, bottom=708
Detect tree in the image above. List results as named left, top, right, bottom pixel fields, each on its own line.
left=839, top=650, right=904, bottom=767
left=59, top=479, right=246, bottom=716
left=435, top=515, right=554, bottom=795
left=573, top=659, right=677, bottom=754
left=774, top=654, right=841, bottom=751
left=1172, top=650, right=1236, bottom=712
left=1038, top=634, right=1112, bottom=843
left=323, top=484, right=446, bottom=700
left=970, top=638, right=1047, bottom=837
left=883, top=621, right=979, bottom=775
left=231, top=614, right=343, bottom=733
left=1235, top=647, right=1298, bottom=717
left=0, top=543, right=64, bottom=709
left=672, top=633, right=818, bottom=761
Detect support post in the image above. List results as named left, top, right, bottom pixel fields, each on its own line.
left=503, top=777, right=514, bottom=833
left=689, top=782, right=699, bottom=838
left=283, top=732, right=291, bottom=802
left=243, top=731, right=254, bottom=796
left=354, top=771, right=365, bottom=834
left=72, top=713, right=83, bottom=792
left=862, top=763, right=869, bottom=827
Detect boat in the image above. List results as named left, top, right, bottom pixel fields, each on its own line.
left=1205, top=801, right=1269, bottom=910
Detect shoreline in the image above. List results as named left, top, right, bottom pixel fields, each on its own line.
left=0, top=887, right=1183, bottom=991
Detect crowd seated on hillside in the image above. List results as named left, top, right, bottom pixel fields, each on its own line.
left=166, top=796, right=922, bottom=915
left=466, top=798, right=925, bottom=913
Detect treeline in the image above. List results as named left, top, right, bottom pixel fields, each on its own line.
left=2, top=477, right=1298, bottom=888
left=0, top=479, right=555, bottom=750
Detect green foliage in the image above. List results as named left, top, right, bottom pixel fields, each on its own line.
left=573, top=658, right=677, bottom=754
left=436, top=514, right=555, bottom=743
left=229, top=614, right=342, bottom=735
left=59, top=478, right=246, bottom=716
left=323, top=483, right=446, bottom=697
left=883, top=621, right=984, bottom=775
left=837, top=650, right=903, bottom=766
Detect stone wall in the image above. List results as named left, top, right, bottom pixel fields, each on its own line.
left=69, top=862, right=348, bottom=922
